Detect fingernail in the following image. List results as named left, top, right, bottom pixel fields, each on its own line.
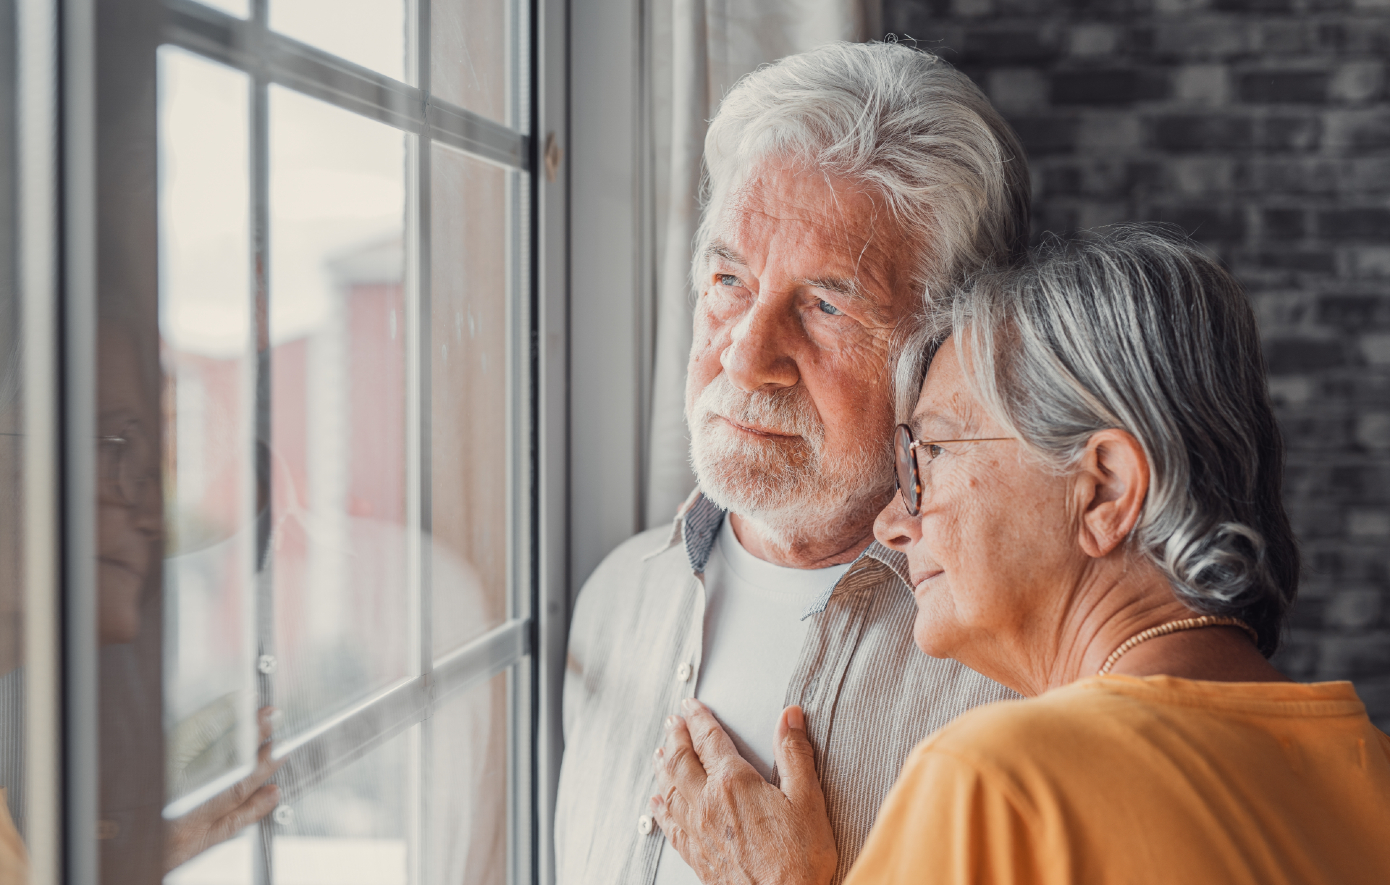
left=653, top=747, right=664, bottom=759
left=269, top=784, right=280, bottom=798
left=788, top=706, right=804, bottom=731
left=681, top=698, right=695, bottom=711
left=665, top=715, right=678, bottom=729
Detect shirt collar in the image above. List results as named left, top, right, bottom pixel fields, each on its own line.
left=646, top=489, right=911, bottom=605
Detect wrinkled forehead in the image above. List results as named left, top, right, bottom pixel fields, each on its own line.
left=910, top=338, right=987, bottom=438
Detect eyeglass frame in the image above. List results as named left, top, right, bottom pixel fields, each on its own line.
left=893, top=423, right=1015, bottom=517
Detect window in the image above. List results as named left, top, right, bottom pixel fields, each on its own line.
left=2, top=0, right=568, bottom=882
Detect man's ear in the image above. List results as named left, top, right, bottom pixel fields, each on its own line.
left=1073, top=429, right=1149, bottom=559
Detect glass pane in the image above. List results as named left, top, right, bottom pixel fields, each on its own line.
left=274, top=727, right=415, bottom=885
left=157, top=47, right=260, bottom=812
left=168, top=726, right=417, bottom=885
left=430, top=144, right=512, bottom=656
left=431, top=0, right=511, bottom=125
left=267, top=86, right=411, bottom=736
left=0, top=0, right=27, bottom=852
left=198, top=0, right=250, bottom=18
left=426, top=673, right=508, bottom=884
left=270, top=0, right=406, bottom=83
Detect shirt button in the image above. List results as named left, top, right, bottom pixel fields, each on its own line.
left=677, top=663, right=693, bottom=682
left=637, top=814, right=654, bottom=835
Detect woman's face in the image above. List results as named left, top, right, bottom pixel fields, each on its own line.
left=96, top=331, right=160, bottom=645
left=873, top=337, right=1087, bottom=685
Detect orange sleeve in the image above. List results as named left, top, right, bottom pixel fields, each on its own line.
left=843, top=747, right=1041, bottom=885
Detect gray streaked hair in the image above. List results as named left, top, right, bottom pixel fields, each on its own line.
left=694, top=41, right=1032, bottom=306
left=913, top=226, right=1297, bottom=656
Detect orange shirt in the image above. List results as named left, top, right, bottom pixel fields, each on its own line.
left=843, top=675, right=1390, bottom=885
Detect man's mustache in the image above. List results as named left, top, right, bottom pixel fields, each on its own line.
left=690, top=375, right=824, bottom=445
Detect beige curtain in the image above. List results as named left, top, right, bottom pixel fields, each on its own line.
left=644, top=0, right=884, bottom=528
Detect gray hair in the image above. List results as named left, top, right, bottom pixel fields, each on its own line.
left=695, top=41, right=1032, bottom=306
left=912, top=227, right=1297, bottom=656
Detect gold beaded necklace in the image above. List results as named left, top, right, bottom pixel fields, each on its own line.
left=1097, top=615, right=1259, bottom=676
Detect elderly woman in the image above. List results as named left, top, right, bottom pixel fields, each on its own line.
left=648, top=228, right=1390, bottom=885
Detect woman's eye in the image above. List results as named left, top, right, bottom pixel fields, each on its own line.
left=717, top=274, right=740, bottom=288
left=818, top=299, right=845, bottom=316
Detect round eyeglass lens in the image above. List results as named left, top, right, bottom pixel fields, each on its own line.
left=893, top=424, right=920, bottom=516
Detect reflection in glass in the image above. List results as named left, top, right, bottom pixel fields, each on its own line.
left=431, top=0, right=512, bottom=125
left=268, top=86, right=410, bottom=736
left=426, top=673, right=508, bottom=884
left=198, top=0, right=251, bottom=19
left=431, top=145, right=513, bottom=656
left=269, top=0, right=405, bottom=83
left=157, top=47, right=260, bottom=809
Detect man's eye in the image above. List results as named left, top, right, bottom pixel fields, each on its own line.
left=818, top=299, right=845, bottom=316
left=926, top=444, right=946, bottom=460
left=716, top=274, right=741, bottom=288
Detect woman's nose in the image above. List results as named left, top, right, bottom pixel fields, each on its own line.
left=873, top=491, right=921, bottom=552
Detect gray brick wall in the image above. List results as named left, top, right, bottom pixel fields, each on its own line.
left=884, top=0, right=1390, bottom=729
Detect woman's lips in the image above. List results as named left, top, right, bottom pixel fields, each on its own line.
left=910, top=570, right=944, bottom=595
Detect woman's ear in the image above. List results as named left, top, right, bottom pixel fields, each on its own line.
left=1072, top=429, right=1150, bottom=559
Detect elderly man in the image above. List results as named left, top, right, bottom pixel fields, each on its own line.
left=556, top=42, right=1032, bottom=885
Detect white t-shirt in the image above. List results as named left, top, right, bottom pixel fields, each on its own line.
left=653, top=517, right=851, bottom=885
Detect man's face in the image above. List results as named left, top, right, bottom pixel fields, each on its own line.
left=685, top=161, right=918, bottom=541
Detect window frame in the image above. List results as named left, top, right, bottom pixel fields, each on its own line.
left=18, top=0, right=572, bottom=880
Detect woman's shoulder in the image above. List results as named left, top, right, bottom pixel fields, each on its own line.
left=911, top=677, right=1171, bottom=778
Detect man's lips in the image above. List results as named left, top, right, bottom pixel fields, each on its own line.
left=715, top=415, right=800, bottom=439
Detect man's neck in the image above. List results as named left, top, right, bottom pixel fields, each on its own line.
left=727, top=511, right=874, bottom=569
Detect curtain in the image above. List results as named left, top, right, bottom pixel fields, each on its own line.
left=644, top=0, right=884, bottom=528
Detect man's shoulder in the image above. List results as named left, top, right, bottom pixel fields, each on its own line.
left=571, top=524, right=690, bottom=619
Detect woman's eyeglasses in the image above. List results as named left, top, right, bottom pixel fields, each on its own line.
left=893, top=424, right=1015, bottom=517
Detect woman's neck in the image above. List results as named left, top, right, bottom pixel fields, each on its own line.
left=1029, top=562, right=1288, bottom=694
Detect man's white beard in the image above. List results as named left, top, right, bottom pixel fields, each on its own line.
left=686, top=373, right=894, bottom=552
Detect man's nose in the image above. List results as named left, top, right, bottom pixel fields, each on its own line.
left=719, top=297, right=799, bottom=392
left=873, top=492, right=921, bottom=552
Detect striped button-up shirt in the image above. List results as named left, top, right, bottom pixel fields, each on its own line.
left=556, top=492, right=1019, bottom=885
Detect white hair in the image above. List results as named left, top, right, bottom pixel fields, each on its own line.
left=694, top=41, right=1032, bottom=310
left=909, top=226, right=1299, bottom=656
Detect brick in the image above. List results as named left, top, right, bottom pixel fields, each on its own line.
left=1008, top=115, right=1079, bottom=155
left=1150, top=205, right=1247, bottom=240
left=1341, top=159, right=1390, bottom=194
left=951, top=0, right=995, bottom=16
left=1317, top=294, right=1390, bottom=328
left=961, top=27, right=1061, bottom=63
left=1214, top=0, right=1294, bottom=10
left=1356, top=412, right=1390, bottom=450
left=1235, top=159, right=1339, bottom=194
left=1362, top=333, right=1390, bottom=364
left=987, top=68, right=1049, bottom=112
left=1330, top=62, right=1384, bottom=104
left=1150, top=114, right=1253, bottom=151
left=1068, top=23, right=1120, bottom=56
left=1325, top=110, right=1390, bottom=152
left=1077, top=112, right=1142, bottom=150
left=1265, top=336, right=1346, bottom=372
left=1349, top=509, right=1390, bottom=538
left=1145, top=21, right=1256, bottom=59
left=1254, top=250, right=1337, bottom=273
left=1262, top=208, right=1307, bottom=240
left=1346, top=247, right=1390, bottom=278
left=1051, top=68, right=1169, bottom=105
left=1172, top=64, right=1230, bottom=105
left=1237, top=70, right=1330, bottom=104
left=1169, top=157, right=1234, bottom=194
left=1325, top=589, right=1384, bottom=629
left=1321, top=208, right=1390, bottom=240
left=1257, top=115, right=1322, bottom=151
left=1257, top=21, right=1317, bottom=54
